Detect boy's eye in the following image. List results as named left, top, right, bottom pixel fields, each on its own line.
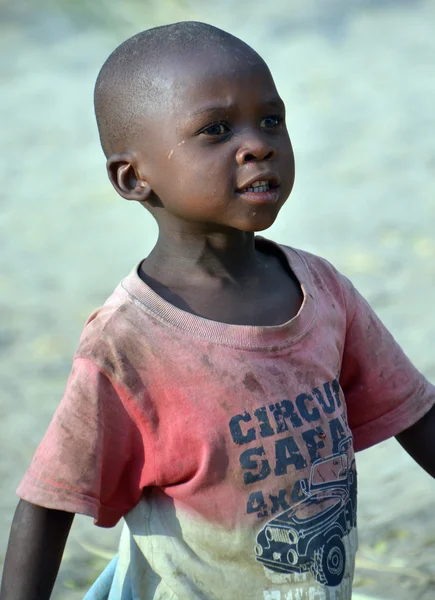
left=260, top=115, right=283, bottom=129
left=200, top=122, right=230, bottom=136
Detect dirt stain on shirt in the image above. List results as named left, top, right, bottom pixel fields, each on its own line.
left=243, top=372, right=265, bottom=394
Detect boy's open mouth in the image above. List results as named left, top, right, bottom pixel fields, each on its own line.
left=237, top=177, right=280, bottom=205
left=238, top=176, right=279, bottom=194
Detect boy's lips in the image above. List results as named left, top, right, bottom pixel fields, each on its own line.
left=236, top=174, right=280, bottom=205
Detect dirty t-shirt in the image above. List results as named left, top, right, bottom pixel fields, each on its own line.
left=17, top=239, right=435, bottom=600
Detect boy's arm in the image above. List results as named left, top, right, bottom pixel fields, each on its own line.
left=396, top=403, right=435, bottom=478
left=0, top=499, right=74, bottom=600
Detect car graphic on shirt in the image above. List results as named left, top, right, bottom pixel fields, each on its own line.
left=254, top=436, right=357, bottom=587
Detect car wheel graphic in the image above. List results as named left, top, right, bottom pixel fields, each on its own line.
left=311, top=536, right=345, bottom=587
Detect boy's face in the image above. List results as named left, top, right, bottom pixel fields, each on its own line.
left=130, top=49, right=295, bottom=232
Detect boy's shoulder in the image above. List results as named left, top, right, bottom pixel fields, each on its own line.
left=274, top=241, right=360, bottom=319
left=276, top=242, right=353, bottom=293
left=279, top=242, right=341, bottom=276
left=73, top=271, right=149, bottom=379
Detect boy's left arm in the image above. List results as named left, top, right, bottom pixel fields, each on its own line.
left=396, top=403, right=435, bottom=478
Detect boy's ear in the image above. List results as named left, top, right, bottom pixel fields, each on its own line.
left=106, top=153, right=152, bottom=202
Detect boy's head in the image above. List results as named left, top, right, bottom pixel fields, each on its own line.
left=94, top=21, right=294, bottom=233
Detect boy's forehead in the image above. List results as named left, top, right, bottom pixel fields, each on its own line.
left=149, top=48, right=278, bottom=112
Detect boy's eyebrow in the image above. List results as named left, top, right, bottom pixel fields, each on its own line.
left=188, top=98, right=285, bottom=117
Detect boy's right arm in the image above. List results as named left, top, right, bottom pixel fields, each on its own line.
left=0, top=499, right=74, bottom=600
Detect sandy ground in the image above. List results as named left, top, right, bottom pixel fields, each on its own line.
left=1, top=0, right=435, bottom=598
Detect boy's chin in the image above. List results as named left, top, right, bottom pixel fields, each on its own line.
left=237, top=215, right=279, bottom=233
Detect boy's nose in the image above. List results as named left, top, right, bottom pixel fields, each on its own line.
left=236, top=140, right=276, bottom=165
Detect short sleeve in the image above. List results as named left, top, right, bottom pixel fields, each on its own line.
left=17, top=357, right=152, bottom=527
left=339, top=276, right=435, bottom=452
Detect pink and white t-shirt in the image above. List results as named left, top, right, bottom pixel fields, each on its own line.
left=17, top=239, right=435, bottom=600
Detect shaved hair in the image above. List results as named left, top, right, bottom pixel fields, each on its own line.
left=94, top=21, right=261, bottom=157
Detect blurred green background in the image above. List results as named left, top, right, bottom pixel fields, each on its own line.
left=1, top=0, right=435, bottom=598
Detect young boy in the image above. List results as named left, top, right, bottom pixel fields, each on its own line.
left=1, top=20, right=434, bottom=600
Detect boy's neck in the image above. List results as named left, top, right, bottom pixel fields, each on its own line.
left=142, top=227, right=263, bottom=287
left=138, top=223, right=303, bottom=327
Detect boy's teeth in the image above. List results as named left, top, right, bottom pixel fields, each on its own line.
left=244, top=180, right=271, bottom=193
